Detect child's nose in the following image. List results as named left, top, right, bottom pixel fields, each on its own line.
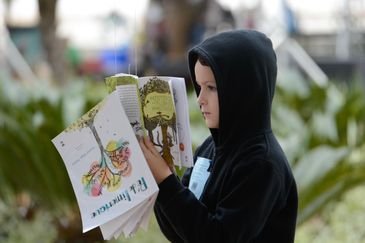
left=197, top=91, right=206, bottom=106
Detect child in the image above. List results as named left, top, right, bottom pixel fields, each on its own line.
left=139, top=29, right=298, bottom=243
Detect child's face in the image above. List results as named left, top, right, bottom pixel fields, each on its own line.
left=195, top=60, right=219, bottom=128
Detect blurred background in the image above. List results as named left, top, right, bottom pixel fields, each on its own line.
left=1, top=0, right=365, bottom=242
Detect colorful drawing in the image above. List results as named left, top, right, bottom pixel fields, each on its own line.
left=82, top=138, right=132, bottom=197
left=62, top=101, right=133, bottom=197
left=52, top=90, right=161, bottom=236
left=106, top=139, right=132, bottom=177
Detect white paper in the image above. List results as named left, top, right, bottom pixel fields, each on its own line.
left=105, top=193, right=157, bottom=239
left=52, top=91, right=158, bottom=233
left=116, top=84, right=145, bottom=138
left=169, top=77, right=194, bottom=167
left=100, top=192, right=157, bottom=240
left=189, top=157, right=211, bottom=199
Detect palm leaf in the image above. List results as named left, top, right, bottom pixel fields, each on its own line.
left=273, top=77, right=365, bottom=226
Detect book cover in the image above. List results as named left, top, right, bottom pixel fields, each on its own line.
left=52, top=90, right=158, bottom=234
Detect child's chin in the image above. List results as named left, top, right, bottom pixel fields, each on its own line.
left=206, top=124, right=218, bottom=129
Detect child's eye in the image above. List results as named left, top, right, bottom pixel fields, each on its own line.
left=207, top=85, right=217, bottom=91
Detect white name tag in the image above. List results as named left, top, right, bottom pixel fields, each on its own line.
left=188, top=157, right=211, bottom=199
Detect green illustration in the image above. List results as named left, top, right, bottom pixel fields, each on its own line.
left=139, top=77, right=177, bottom=167
left=105, top=75, right=138, bottom=93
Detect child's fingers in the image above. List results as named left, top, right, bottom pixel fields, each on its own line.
left=139, top=138, right=152, bottom=156
left=143, top=136, right=153, bottom=146
left=143, top=136, right=160, bottom=156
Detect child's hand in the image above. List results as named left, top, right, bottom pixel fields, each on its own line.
left=139, top=136, right=172, bottom=184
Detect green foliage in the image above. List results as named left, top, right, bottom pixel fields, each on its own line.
left=0, top=79, right=106, bottom=207
left=0, top=81, right=69, bottom=206
left=296, top=185, right=365, bottom=243
left=1, top=75, right=365, bottom=241
left=272, top=77, right=365, bottom=225
left=0, top=194, right=57, bottom=243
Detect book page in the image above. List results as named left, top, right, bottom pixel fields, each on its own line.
left=116, top=85, right=144, bottom=138
left=169, top=77, right=193, bottom=168
left=105, top=73, right=145, bottom=138
left=100, top=192, right=157, bottom=240
left=100, top=198, right=146, bottom=240
left=104, top=73, right=139, bottom=93
left=137, top=192, right=158, bottom=231
left=138, top=76, right=180, bottom=168
left=52, top=91, right=158, bottom=233
left=118, top=193, right=157, bottom=238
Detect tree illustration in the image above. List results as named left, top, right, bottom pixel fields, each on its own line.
left=65, top=102, right=131, bottom=197
left=139, top=77, right=177, bottom=167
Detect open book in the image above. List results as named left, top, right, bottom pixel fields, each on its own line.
left=105, top=74, right=193, bottom=168
left=51, top=74, right=193, bottom=240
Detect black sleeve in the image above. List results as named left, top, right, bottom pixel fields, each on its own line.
left=154, top=204, right=184, bottom=242
left=155, top=160, right=285, bottom=243
left=153, top=136, right=214, bottom=242
left=153, top=167, right=193, bottom=242
left=154, top=175, right=185, bottom=243
left=181, top=167, right=192, bottom=187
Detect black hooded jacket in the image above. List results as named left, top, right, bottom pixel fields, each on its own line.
left=154, top=30, right=298, bottom=243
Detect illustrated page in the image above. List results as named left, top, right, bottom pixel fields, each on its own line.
left=52, top=91, right=158, bottom=233
left=138, top=76, right=180, bottom=168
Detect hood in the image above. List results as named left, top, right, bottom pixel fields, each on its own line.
left=188, top=30, right=277, bottom=151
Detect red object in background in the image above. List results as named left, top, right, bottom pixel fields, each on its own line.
left=79, top=59, right=103, bottom=76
